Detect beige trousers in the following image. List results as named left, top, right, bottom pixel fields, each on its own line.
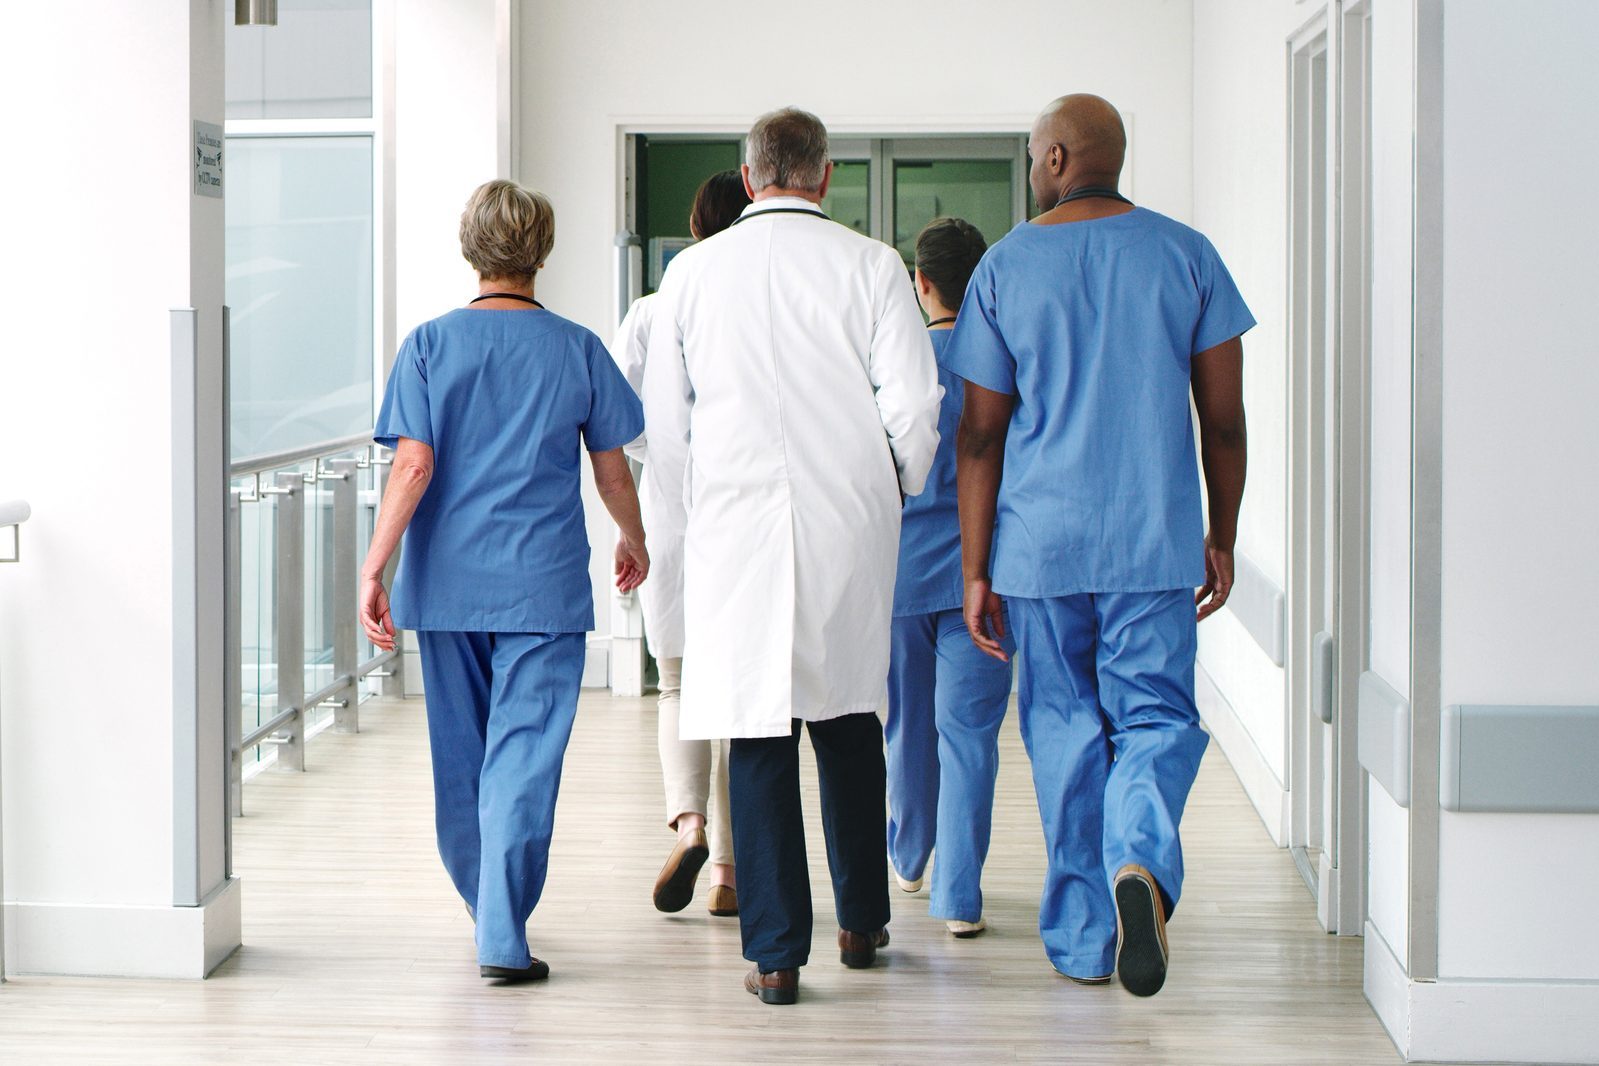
left=656, top=657, right=734, bottom=866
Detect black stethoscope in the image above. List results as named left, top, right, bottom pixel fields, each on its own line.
left=470, top=292, right=545, bottom=308
left=926, top=316, right=957, bottom=328
left=1052, top=186, right=1134, bottom=209
left=732, top=206, right=831, bottom=226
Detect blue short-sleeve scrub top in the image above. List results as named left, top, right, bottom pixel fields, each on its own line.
left=892, top=329, right=965, bottom=618
left=374, top=307, right=644, bottom=633
left=939, top=207, right=1256, bottom=599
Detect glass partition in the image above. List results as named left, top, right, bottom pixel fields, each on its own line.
left=225, top=136, right=375, bottom=458
left=892, top=158, right=1015, bottom=268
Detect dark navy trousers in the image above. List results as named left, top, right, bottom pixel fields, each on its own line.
left=728, top=712, right=892, bottom=971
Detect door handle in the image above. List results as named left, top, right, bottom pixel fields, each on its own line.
left=1312, top=630, right=1335, bottom=724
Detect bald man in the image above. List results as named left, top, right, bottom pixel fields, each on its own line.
left=941, top=94, right=1252, bottom=996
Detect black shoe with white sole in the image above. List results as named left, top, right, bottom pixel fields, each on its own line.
left=1113, top=864, right=1169, bottom=998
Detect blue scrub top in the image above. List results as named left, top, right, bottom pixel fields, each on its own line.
left=893, top=329, right=965, bottom=617
left=940, top=207, right=1255, bottom=598
left=374, top=307, right=644, bottom=632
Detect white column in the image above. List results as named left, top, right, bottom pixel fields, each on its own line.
left=0, top=0, right=239, bottom=978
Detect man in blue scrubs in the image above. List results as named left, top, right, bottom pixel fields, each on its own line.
left=886, top=217, right=1015, bottom=939
left=942, top=94, right=1252, bottom=997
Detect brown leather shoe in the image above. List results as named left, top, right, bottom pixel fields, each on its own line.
left=653, top=829, right=709, bottom=913
left=707, top=883, right=738, bottom=917
left=744, top=965, right=798, bottom=1005
left=838, top=927, right=890, bottom=969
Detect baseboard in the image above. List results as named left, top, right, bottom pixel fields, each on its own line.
left=3, top=876, right=241, bottom=979
left=1364, top=919, right=1599, bottom=1064
left=1195, top=664, right=1289, bottom=845
left=1365, top=920, right=1412, bottom=1055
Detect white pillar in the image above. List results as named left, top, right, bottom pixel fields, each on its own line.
left=0, top=0, right=239, bottom=978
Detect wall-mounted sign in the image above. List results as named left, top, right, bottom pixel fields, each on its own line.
left=194, top=120, right=223, bottom=198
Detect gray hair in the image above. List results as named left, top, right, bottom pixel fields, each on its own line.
left=458, top=179, right=555, bottom=282
left=745, top=107, right=830, bottom=193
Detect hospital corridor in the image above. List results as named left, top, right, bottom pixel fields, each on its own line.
left=1, top=2, right=1596, bottom=1064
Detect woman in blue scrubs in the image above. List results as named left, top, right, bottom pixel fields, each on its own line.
left=885, top=217, right=1015, bottom=938
left=358, top=179, right=649, bottom=984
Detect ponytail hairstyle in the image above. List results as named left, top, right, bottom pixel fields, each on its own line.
left=914, top=217, right=988, bottom=312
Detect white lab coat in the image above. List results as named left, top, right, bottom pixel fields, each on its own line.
left=610, top=293, right=686, bottom=659
left=643, top=197, right=942, bottom=740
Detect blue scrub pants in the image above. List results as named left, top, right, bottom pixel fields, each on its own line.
left=1007, top=591, right=1208, bottom=979
left=414, top=629, right=584, bottom=969
left=885, top=608, right=1014, bottom=921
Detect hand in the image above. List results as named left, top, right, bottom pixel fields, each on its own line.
left=359, top=574, right=397, bottom=651
left=1195, top=534, right=1235, bottom=622
left=615, top=534, right=649, bottom=593
left=963, top=577, right=1009, bottom=663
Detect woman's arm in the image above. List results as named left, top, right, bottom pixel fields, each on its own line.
left=590, top=447, right=650, bottom=593
left=358, top=436, right=434, bottom=651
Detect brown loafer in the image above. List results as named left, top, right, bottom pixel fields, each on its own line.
left=707, top=883, right=739, bottom=917
left=838, top=926, right=890, bottom=969
left=744, top=965, right=798, bottom=1005
left=653, top=829, right=709, bottom=913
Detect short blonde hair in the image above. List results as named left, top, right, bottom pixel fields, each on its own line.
left=459, top=179, right=555, bottom=282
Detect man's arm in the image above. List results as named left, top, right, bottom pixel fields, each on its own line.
left=956, top=381, right=1015, bottom=662
left=1191, top=335, right=1247, bottom=621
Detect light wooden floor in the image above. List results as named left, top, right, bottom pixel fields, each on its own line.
left=0, top=693, right=1408, bottom=1064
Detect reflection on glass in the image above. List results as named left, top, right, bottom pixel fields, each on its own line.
left=821, top=161, right=870, bottom=236
left=227, top=0, right=373, bottom=119
left=892, top=159, right=1014, bottom=268
left=226, top=136, right=374, bottom=458
left=637, top=138, right=741, bottom=292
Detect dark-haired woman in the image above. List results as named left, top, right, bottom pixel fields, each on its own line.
left=885, top=217, right=1015, bottom=938
left=612, top=169, right=751, bottom=918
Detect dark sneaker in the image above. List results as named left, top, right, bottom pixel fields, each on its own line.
left=1113, top=864, right=1169, bottom=997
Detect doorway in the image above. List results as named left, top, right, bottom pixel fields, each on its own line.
left=621, top=132, right=1029, bottom=308
left=1286, top=2, right=1372, bottom=936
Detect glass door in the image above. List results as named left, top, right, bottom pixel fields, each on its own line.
left=886, top=137, right=1027, bottom=269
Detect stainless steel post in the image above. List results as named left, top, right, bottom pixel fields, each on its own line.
left=327, top=458, right=361, bottom=732
left=273, top=471, right=306, bottom=771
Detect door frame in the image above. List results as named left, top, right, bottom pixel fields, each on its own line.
left=1286, top=1, right=1371, bottom=936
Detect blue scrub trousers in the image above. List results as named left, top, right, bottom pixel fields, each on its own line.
left=885, top=608, right=1014, bottom=921
left=1008, top=590, right=1208, bottom=979
left=414, top=629, right=584, bottom=969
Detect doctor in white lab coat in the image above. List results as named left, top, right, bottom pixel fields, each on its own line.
left=643, top=107, right=941, bottom=1006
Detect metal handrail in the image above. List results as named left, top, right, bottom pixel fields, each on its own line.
left=0, top=499, right=29, bottom=564
left=0, top=500, right=31, bottom=528
left=237, top=649, right=396, bottom=751
left=228, top=435, right=405, bottom=827
left=230, top=432, right=374, bottom=478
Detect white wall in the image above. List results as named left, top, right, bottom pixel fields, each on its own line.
left=0, top=0, right=237, bottom=976
left=1190, top=0, right=1301, bottom=819
left=514, top=0, right=1198, bottom=637
left=1434, top=0, right=1599, bottom=984
left=392, top=0, right=503, bottom=692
